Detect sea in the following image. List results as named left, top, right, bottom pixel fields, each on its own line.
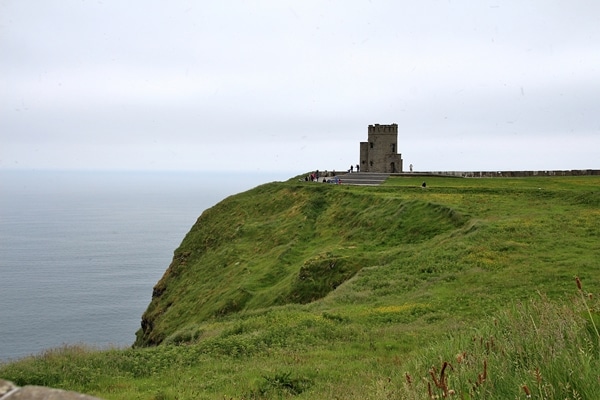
left=0, top=169, right=292, bottom=362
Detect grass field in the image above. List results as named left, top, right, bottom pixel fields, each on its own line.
left=1, top=175, right=599, bottom=399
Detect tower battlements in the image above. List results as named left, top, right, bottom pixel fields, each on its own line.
left=368, top=123, right=398, bottom=134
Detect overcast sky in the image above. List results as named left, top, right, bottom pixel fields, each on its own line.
left=1, top=1, right=599, bottom=173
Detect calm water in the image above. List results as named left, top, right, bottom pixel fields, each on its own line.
left=0, top=170, right=291, bottom=362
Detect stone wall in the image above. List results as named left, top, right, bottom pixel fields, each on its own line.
left=394, top=169, right=600, bottom=178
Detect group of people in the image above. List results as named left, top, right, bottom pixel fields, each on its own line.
left=305, top=163, right=360, bottom=179
left=305, top=170, right=330, bottom=181
left=303, top=170, right=342, bottom=184
left=306, top=169, right=324, bottom=182
left=302, top=166, right=426, bottom=188
left=304, top=171, right=319, bottom=182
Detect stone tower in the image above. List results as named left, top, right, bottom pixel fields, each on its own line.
left=359, top=123, right=403, bottom=173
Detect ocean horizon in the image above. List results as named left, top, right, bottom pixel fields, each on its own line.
left=0, top=169, right=293, bottom=362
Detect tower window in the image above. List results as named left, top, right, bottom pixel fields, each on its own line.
left=370, top=142, right=374, bottom=149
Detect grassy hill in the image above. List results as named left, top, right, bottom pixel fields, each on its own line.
left=2, top=175, right=599, bottom=399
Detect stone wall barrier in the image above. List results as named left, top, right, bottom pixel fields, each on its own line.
left=394, top=169, right=599, bottom=178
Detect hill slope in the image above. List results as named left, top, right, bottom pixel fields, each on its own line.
left=135, top=175, right=600, bottom=348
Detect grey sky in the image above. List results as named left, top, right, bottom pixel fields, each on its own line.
left=1, top=1, right=599, bottom=172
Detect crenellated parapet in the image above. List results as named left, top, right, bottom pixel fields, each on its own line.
left=368, top=123, right=398, bottom=135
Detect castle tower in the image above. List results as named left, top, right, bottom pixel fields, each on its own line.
left=359, top=123, right=403, bottom=173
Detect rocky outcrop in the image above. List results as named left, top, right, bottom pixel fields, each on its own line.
left=0, top=379, right=102, bottom=400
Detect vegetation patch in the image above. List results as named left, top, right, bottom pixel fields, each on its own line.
left=3, top=175, right=600, bottom=399
left=250, top=371, right=312, bottom=398
left=285, top=253, right=362, bottom=304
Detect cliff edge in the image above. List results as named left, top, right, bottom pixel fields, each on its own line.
left=134, top=179, right=467, bottom=347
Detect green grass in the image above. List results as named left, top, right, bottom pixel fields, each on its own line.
left=1, top=175, right=599, bottom=399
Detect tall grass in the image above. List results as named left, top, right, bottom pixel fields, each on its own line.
left=397, top=278, right=600, bottom=399
left=3, top=279, right=599, bottom=399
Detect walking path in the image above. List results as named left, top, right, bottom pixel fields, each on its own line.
left=334, top=172, right=389, bottom=186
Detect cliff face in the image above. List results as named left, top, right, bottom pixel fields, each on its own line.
left=134, top=180, right=468, bottom=347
